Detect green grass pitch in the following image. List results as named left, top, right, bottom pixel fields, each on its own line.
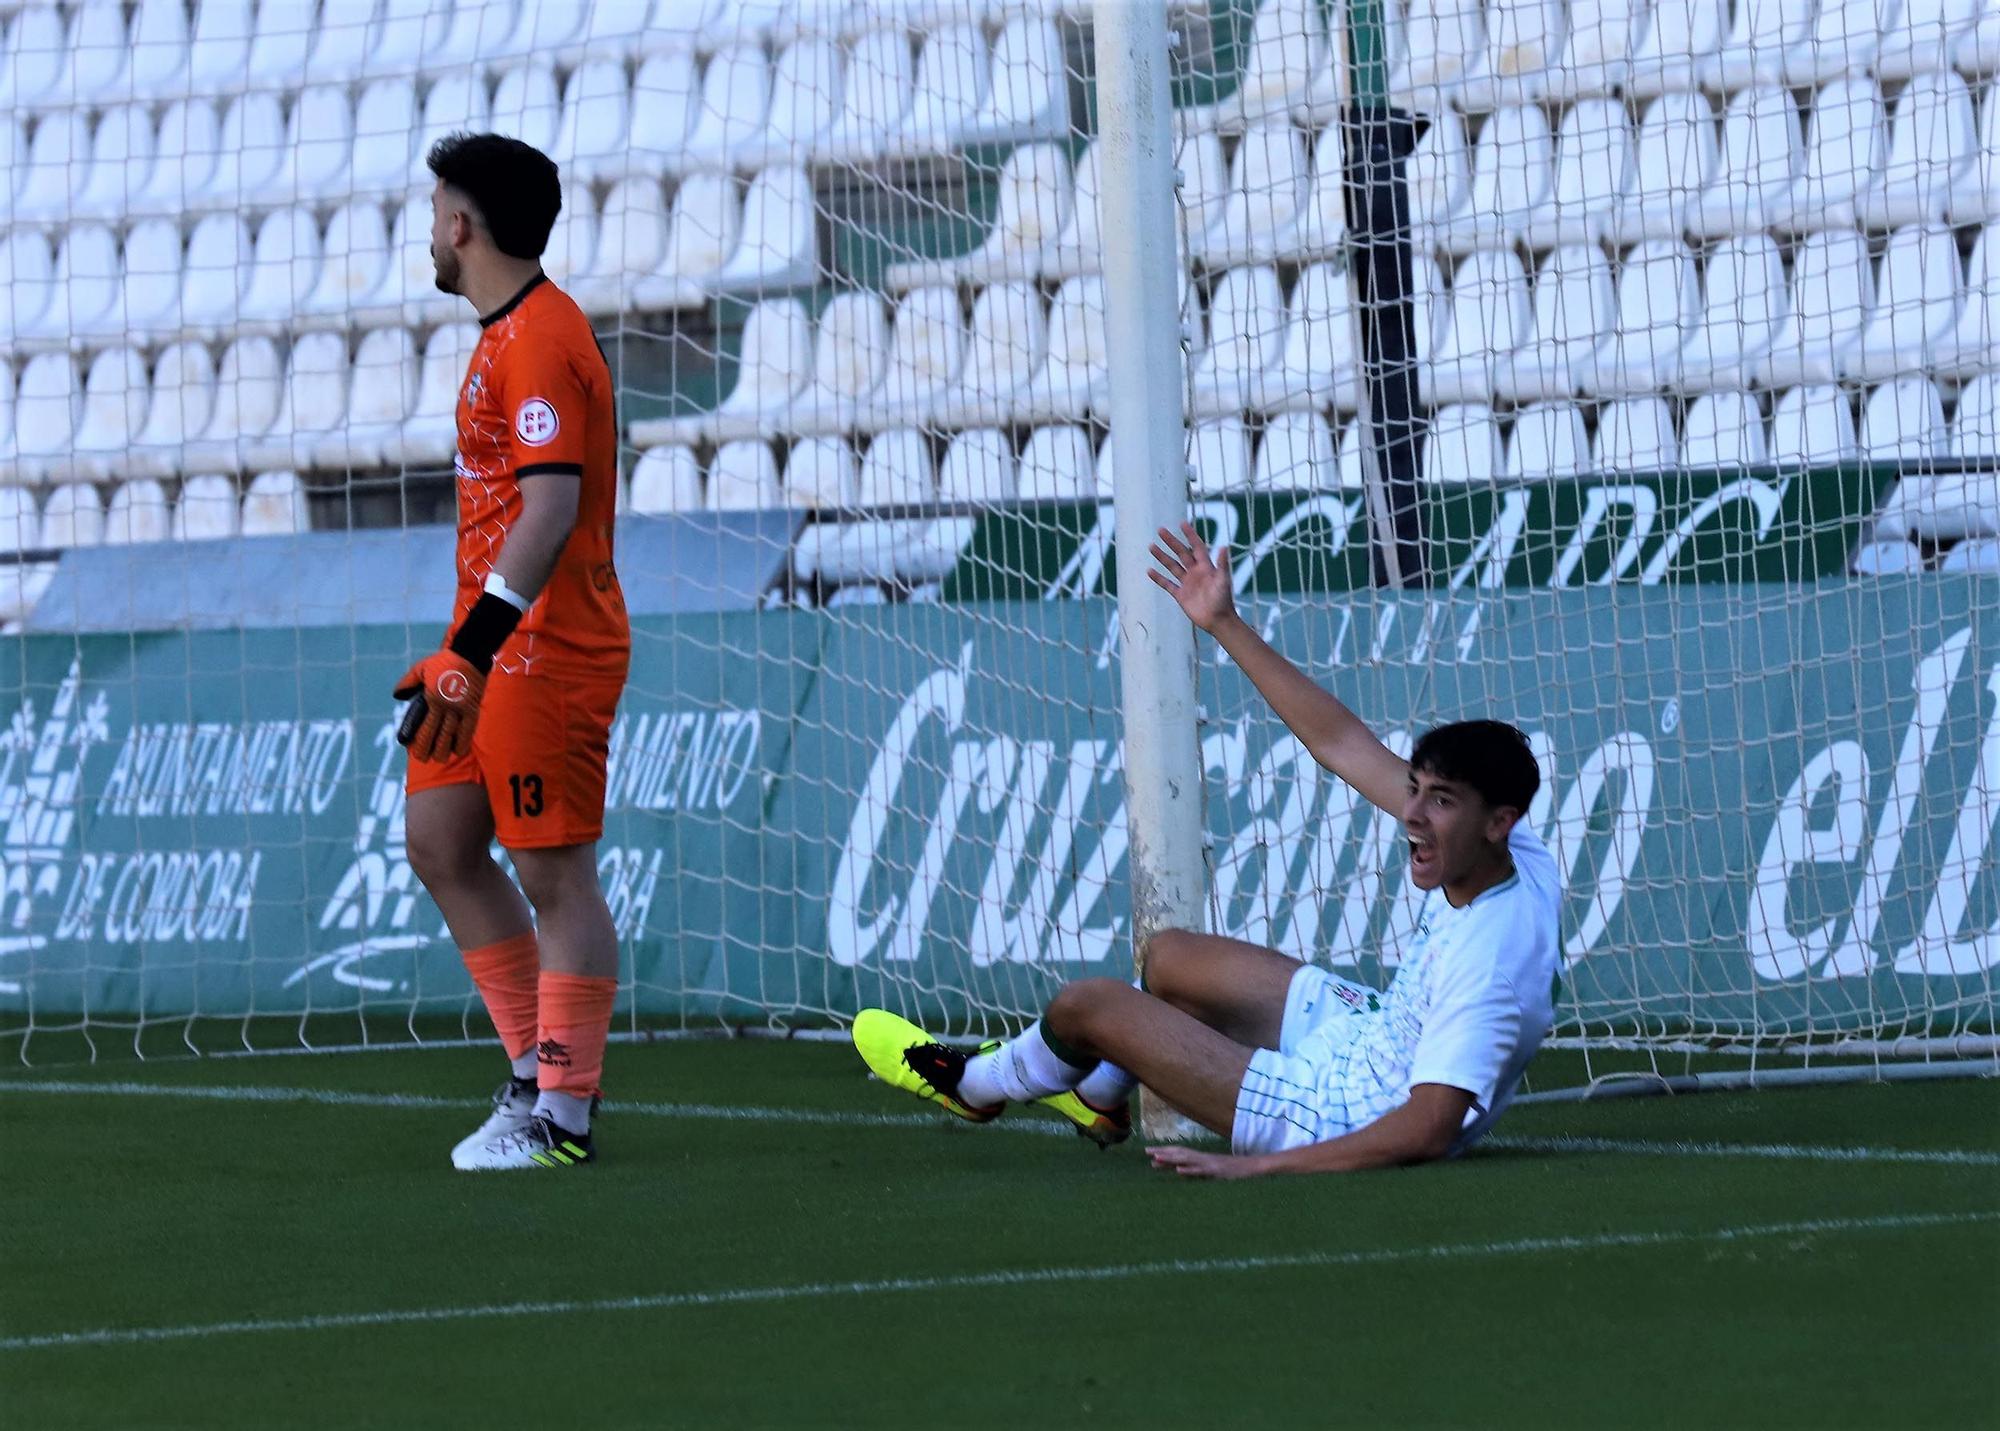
left=2, top=1041, right=1994, bottom=1430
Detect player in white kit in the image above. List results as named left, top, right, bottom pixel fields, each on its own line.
left=852, top=522, right=1561, bottom=1178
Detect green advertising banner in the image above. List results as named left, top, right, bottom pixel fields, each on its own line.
left=1, top=578, right=1995, bottom=1046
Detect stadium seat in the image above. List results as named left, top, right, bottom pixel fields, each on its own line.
left=66, top=347, right=150, bottom=482
left=568, top=179, right=668, bottom=318
left=1702, top=0, right=1813, bottom=92
left=1858, top=71, right=1976, bottom=230
left=1189, top=265, right=1286, bottom=417
left=1873, top=470, right=2000, bottom=540
left=1543, top=0, right=1648, bottom=104
left=883, top=25, right=985, bottom=159
left=1426, top=248, right=1532, bottom=406
left=241, top=470, right=310, bottom=537
left=126, top=0, right=191, bottom=101
left=347, top=79, right=420, bottom=199
left=1202, top=0, right=1326, bottom=131
left=63, top=2, right=132, bottom=112
left=13, top=108, right=88, bottom=226
left=171, top=473, right=240, bottom=541
left=40, top=482, right=104, bottom=550
left=195, top=92, right=286, bottom=214
left=1266, top=259, right=1365, bottom=414
left=128, top=342, right=217, bottom=481
left=1499, top=243, right=1616, bottom=404
left=1439, top=107, right=1554, bottom=254
left=1786, top=0, right=1895, bottom=86
left=1682, top=391, right=1771, bottom=466
left=0, top=485, right=38, bottom=554
left=1677, top=234, right=1788, bottom=393
left=299, top=202, right=394, bottom=333
left=959, top=18, right=1067, bottom=149
left=7, top=354, right=80, bottom=484
left=1192, top=123, right=1307, bottom=269
left=930, top=281, right=1046, bottom=429
left=1845, top=224, right=1962, bottom=382
left=1422, top=405, right=1505, bottom=486
left=1595, top=396, right=1679, bottom=471
left=1761, top=230, right=1874, bottom=388
left=1014, top=276, right=1110, bottom=425
left=490, top=64, right=562, bottom=155
left=241, top=333, right=349, bottom=474
left=317, top=328, right=418, bottom=472
left=1946, top=78, right=2000, bottom=225
left=1943, top=224, right=2000, bottom=375
left=0, top=112, right=22, bottom=224
left=1770, top=383, right=1859, bottom=464
left=1860, top=376, right=1949, bottom=459
left=237, top=209, right=324, bottom=338
left=1035, top=140, right=1108, bottom=282
left=24, top=224, right=121, bottom=352
left=380, top=323, right=477, bottom=467
left=134, top=100, right=222, bottom=220
left=632, top=171, right=740, bottom=310
left=706, top=438, right=782, bottom=511
left=1686, top=87, right=1801, bottom=241
left=1608, top=92, right=1718, bottom=246
left=649, top=297, right=811, bottom=447
left=539, top=183, right=600, bottom=286
left=855, top=285, right=965, bottom=432
left=238, top=0, right=314, bottom=96
left=177, top=214, right=253, bottom=342
left=1626, top=0, right=1728, bottom=99
left=787, top=290, right=890, bottom=436
left=561, top=0, right=667, bottom=67
left=1952, top=368, right=2000, bottom=453
left=737, top=39, right=842, bottom=172
left=552, top=59, right=631, bottom=186
left=1, top=5, right=67, bottom=111
left=110, top=219, right=187, bottom=345
left=1402, top=111, right=1472, bottom=253
left=306, top=0, right=377, bottom=86
left=0, top=359, right=13, bottom=478
left=414, top=71, right=492, bottom=169
left=368, top=0, right=458, bottom=79
left=856, top=428, right=934, bottom=512
left=1519, top=99, right=1631, bottom=251
left=1457, top=0, right=1567, bottom=110
left=1939, top=534, right=2000, bottom=570
left=620, top=52, right=698, bottom=179
left=1388, top=0, right=1485, bottom=107
left=1189, top=417, right=1253, bottom=495
left=886, top=144, right=1072, bottom=290
left=275, top=85, right=356, bottom=207
left=1255, top=410, right=1355, bottom=491
left=628, top=445, right=703, bottom=515
left=71, top=105, right=157, bottom=226
left=1504, top=402, right=1591, bottom=479
left=1883, top=0, right=1985, bottom=78
left=356, top=196, right=462, bottom=331
left=683, top=45, right=771, bottom=170
left=713, top=165, right=816, bottom=294
left=1269, top=121, right=1351, bottom=262
left=105, top=479, right=171, bottom=546
left=937, top=427, right=1016, bottom=505
left=1017, top=425, right=1100, bottom=500
left=782, top=436, right=858, bottom=510
left=1957, top=0, right=2000, bottom=74
left=492, top=0, right=585, bottom=71
left=1766, top=79, right=1888, bottom=235
left=1850, top=536, right=1925, bottom=572
left=1585, top=240, right=1697, bottom=397
left=1172, top=130, right=1232, bottom=259
left=818, top=26, right=915, bottom=166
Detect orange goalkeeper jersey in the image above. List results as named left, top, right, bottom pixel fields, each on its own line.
left=451, top=274, right=629, bottom=678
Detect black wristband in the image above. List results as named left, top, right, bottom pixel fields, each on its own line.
left=448, top=591, right=525, bottom=674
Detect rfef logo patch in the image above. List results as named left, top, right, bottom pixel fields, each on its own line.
left=515, top=397, right=560, bottom=447
left=436, top=669, right=472, bottom=704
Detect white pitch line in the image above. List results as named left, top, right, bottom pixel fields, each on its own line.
left=1484, top=1133, right=2000, bottom=1169
left=4, top=1208, right=1994, bottom=1354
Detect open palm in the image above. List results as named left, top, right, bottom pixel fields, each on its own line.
left=1148, top=522, right=1236, bottom=633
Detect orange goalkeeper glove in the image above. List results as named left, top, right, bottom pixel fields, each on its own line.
left=393, top=650, right=487, bottom=763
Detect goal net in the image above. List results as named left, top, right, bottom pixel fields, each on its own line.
left=0, top=0, right=1994, bottom=1079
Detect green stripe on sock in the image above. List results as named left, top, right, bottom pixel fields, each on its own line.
left=1038, top=1020, right=1098, bottom=1075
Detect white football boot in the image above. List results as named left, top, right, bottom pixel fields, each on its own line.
left=449, top=1077, right=538, bottom=1169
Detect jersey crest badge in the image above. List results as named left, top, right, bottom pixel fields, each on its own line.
left=515, top=397, right=560, bottom=446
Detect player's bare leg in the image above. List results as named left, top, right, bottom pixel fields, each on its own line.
left=1037, top=980, right=1255, bottom=1139
left=511, top=843, right=618, bottom=980
left=1139, top=929, right=1304, bottom=1051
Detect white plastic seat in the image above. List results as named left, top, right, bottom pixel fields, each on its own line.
left=173, top=473, right=240, bottom=541
left=1438, top=107, right=1554, bottom=254
left=1686, top=87, right=1802, bottom=241
left=884, top=25, right=986, bottom=159
left=0, top=359, right=14, bottom=480
left=787, top=291, right=890, bottom=436
left=2, top=6, right=68, bottom=111
left=856, top=428, right=934, bottom=509
left=367, top=0, right=453, bottom=78
left=553, top=59, right=632, bottom=186
left=1425, top=249, right=1532, bottom=406
left=647, top=298, right=811, bottom=446
left=178, top=214, right=253, bottom=341
left=347, top=79, right=419, bottom=199
left=937, top=428, right=1015, bottom=505
left=8, top=354, right=80, bottom=483
left=1761, top=230, right=1875, bottom=388
left=782, top=437, right=857, bottom=510
left=930, top=282, right=1046, bottom=430
left=236, top=0, right=313, bottom=96
left=1271, top=120, right=1352, bottom=261
left=25, top=224, right=122, bottom=351
left=1170, top=128, right=1232, bottom=259
left=539, top=184, right=599, bottom=287
left=1845, top=224, right=1962, bottom=381
left=381, top=324, right=478, bottom=467
left=706, top=438, right=782, bottom=511
left=1702, top=0, right=1816, bottom=93
left=713, top=165, right=815, bottom=293
left=109, top=219, right=186, bottom=346
left=1457, top=0, right=1568, bottom=110
left=13, top=109, right=88, bottom=226
left=627, top=52, right=698, bottom=178
left=683, top=45, right=771, bottom=170
left=1770, top=383, right=1859, bottom=465
left=105, top=479, right=171, bottom=546
left=129, top=341, right=217, bottom=480
left=300, top=202, right=394, bottom=332
left=305, top=0, right=376, bottom=86
left=317, top=327, right=418, bottom=471
left=356, top=196, right=462, bottom=331
left=1949, top=69, right=2000, bottom=225
left=629, top=445, right=703, bottom=515
left=568, top=178, right=669, bottom=318
left=1013, top=277, right=1109, bottom=424
left=237, top=208, right=324, bottom=338
left=1017, top=425, right=1098, bottom=500
left=194, top=92, right=287, bottom=214
left=1786, top=0, right=1897, bottom=86
left=1190, top=265, right=1286, bottom=417
left=1255, top=411, right=1350, bottom=491
left=1266, top=260, right=1365, bottom=413
left=1543, top=0, right=1649, bottom=103
left=818, top=27, right=915, bottom=165
left=1767, top=79, right=1888, bottom=235
left=632, top=172, right=740, bottom=310
left=1499, top=244, right=1615, bottom=403
left=1872, top=469, right=2000, bottom=538
left=490, top=0, right=585, bottom=70
left=134, top=100, right=221, bottom=221
left=1036, top=141, right=1108, bottom=281
left=1858, top=72, right=1975, bottom=230
left=127, top=0, right=191, bottom=101
left=958, top=17, right=1067, bottom=148
left=1953, top=369, right=2000, bottom=453
left=1192, top=123, right=1307, bottom=269
left=1678, top=235, right=1788, bottom=393
left=1609, top=92, right=1718, bottom=246
left=563, top=0, right=670, bottom=67
left=275, top=85, right=355, bottom=206
left=1683, top=391, right=1771, bottom=466
left=737, top=40, right=841, bottom=172
left=242, top=333, right=350, bottom=473
left=1941, top=223, right=2000, bottom=375
left=1401, top=112, right=1472, bottom=252
left=1521, top=100, right=1632, bottom=251
left=1955, top=0, right=2000, bottom=73
left=1188, top=417, right=1253, bottom=495
left=1881, top=0, right=1982, bottom=79
left=40, top=484, right=105, bottom=551
left=414, top=72, right=491, bottom=170
left=1595, top=396, right=1679, bottom=471
left=1859, top=375, right=1949, bottom=459
left=1585, top=241, right=1697, bottom=397
left=0, top=485, right=39, bottom=555
left=1422, top=405, right=1505, bottom=486
left=66, top=347, right=151, bottom=481
left=1202, top=0, right=1326, bottom=130
left=241, top=470, right=310, bottom=537
left=1504, top=402, right=1591, bottom=480
left=1627, top=0, right=1728, bottom=99
left=490, top=64, right=562, bottom=155
left=887, top=143, right=1071, bottom=289
left=1939, top=535, right=2000, bottom=570
left=71, top=105, right=157, bottom=226
left=856, top=285, right=964, bottom=432
left=0, top=113, right=22, bottom=225
left=1388, top=0, right=1486, bottom=107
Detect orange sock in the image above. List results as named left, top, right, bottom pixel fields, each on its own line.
left=461, top=932, right=540, bottom=1061
left=536, top=970, right=617, bottom=1097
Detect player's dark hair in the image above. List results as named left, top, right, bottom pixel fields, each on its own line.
left=1410, top=720, right=1540, bottom=814
left=426, top=131, right=562, bottom=260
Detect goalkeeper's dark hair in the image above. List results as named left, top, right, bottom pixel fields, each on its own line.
left=426, top=131, right=562, bottom=261
left=1410, top=720, right=1540, bottom=814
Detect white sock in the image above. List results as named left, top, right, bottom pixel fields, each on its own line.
left=509, top=1050, right=538, bottom=1082
left=534, top=1089, right=593, bottom=1136
left=1076, top=1060, right=1138, bottom=1110
left=958, top=1020, right=1092, bottom=1106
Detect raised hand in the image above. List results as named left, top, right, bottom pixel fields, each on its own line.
left=1147, top=522, right=1237, bottom=633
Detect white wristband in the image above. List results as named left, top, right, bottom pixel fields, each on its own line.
left=483, top=571, right=532, bottom=613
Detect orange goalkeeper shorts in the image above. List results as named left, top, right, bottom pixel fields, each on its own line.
left=404, top=669, right=624, bottom=849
